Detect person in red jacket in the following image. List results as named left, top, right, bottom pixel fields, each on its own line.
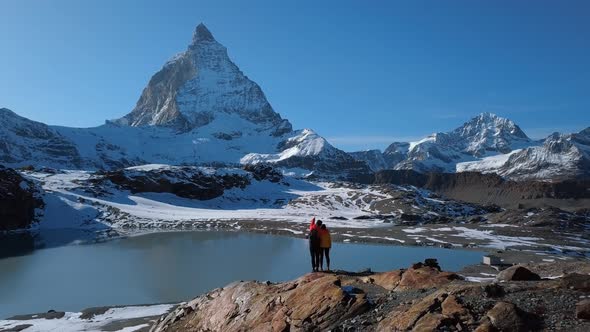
left=309, top=217, right=317, bottom=231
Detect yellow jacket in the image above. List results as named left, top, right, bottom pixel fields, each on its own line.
left=319, top=229, right=331, bottom=248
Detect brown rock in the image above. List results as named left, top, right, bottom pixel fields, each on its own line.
left=397, top=266, right=461, bottom=291
left=152, top=273, right=369, bottom=332
left=377, top=292, right=446, bottom=331
left=413, top=312, right=452, bottom=331
left=441, top=295, right=473, bottom=323
left=560, top=273, right=590, bottom=291
left=486, top=301, right=525, bottom=332
left=363, top=270, right=403, bottom=290
left=474, top=317, right=497, bottom=332
left=496, top=266, right=540, bottom=281
left=576, top=299, right=590, bottom=320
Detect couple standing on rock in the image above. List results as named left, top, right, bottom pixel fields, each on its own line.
left=308, top=217, right=332, bottom=272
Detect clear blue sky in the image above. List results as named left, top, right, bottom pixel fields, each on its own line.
left=1, top=0, right=589, bottom=151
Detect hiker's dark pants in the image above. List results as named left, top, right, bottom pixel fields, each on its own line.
left=320, top=248, right=330, bottom=268
left=310, top=247, right=321, bottom=270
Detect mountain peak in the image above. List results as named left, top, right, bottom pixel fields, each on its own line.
left=458, top=113, right=528, bottom=138
left=192, top=23, right=216, bottom=44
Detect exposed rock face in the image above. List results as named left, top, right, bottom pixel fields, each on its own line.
left=373, top=169, right=590, bottom=209
left=150, top=273, right=370, bottom=332
left=348, top=149, right=388, bottom=172
left=114, top=24, right=291, bottom=135
left=0, top=166, right=42, bottom=230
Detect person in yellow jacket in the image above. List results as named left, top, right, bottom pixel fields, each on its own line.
left=318, top=223, right=332, bottom=271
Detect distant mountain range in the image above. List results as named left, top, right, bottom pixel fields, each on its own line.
left=350, top=113, right=590, bottom=181
left=0, top=24, right=588, bottom=181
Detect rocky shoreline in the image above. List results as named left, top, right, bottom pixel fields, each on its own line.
left=149, top=259, right=590, bottom=331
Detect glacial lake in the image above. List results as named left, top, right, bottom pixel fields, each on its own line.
left=0, top=231, right=482, bottom=318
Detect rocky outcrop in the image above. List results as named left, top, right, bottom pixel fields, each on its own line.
left=150, top=273, right=370, bottom=332
left=150, top=260, right=590, bottom=332
left=0, top=166, right=42, bottom=231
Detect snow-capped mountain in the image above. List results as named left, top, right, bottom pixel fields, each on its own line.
left=458, top=127, right=590, bottom=180
left=350, top=112, right=589, bottom=180
left=0, top=24, right=368, bottom=177
left=351, top=113, right=533, bottom=173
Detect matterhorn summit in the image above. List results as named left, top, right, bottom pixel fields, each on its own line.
left=113, top=23, right=292, bottom=136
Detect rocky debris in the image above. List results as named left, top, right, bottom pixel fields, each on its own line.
left=496, top=266, right=541, bottom=282
left=486, top=206, right=590, bottom=230
left=243, top=163, right=282, bottom=183
left=0, top=166, right=42, bottom=231
left=576, top=299, right=590, bottom=320
left=149, top=273, right=369, bottom=332
left=373, top=169, right=590, bottom=210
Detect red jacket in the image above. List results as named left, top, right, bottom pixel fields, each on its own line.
left=309, top=217, right=317, bottom=231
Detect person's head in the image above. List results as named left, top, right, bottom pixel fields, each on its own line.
left=316, top=220, right=323, bottom=227
left=321, top=224, right=326, bottom=230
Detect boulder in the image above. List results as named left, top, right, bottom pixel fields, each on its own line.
left=397, top=266, right=461, bottom=291
left=559, top=273, right=590, bottom=291
left=576, top=299, right=590, bottom=320
left=496, top=266, right=540, bottom=281
left=485, top=301, right=525, bottom=332
left=482, top=283, right=505, bottom=297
